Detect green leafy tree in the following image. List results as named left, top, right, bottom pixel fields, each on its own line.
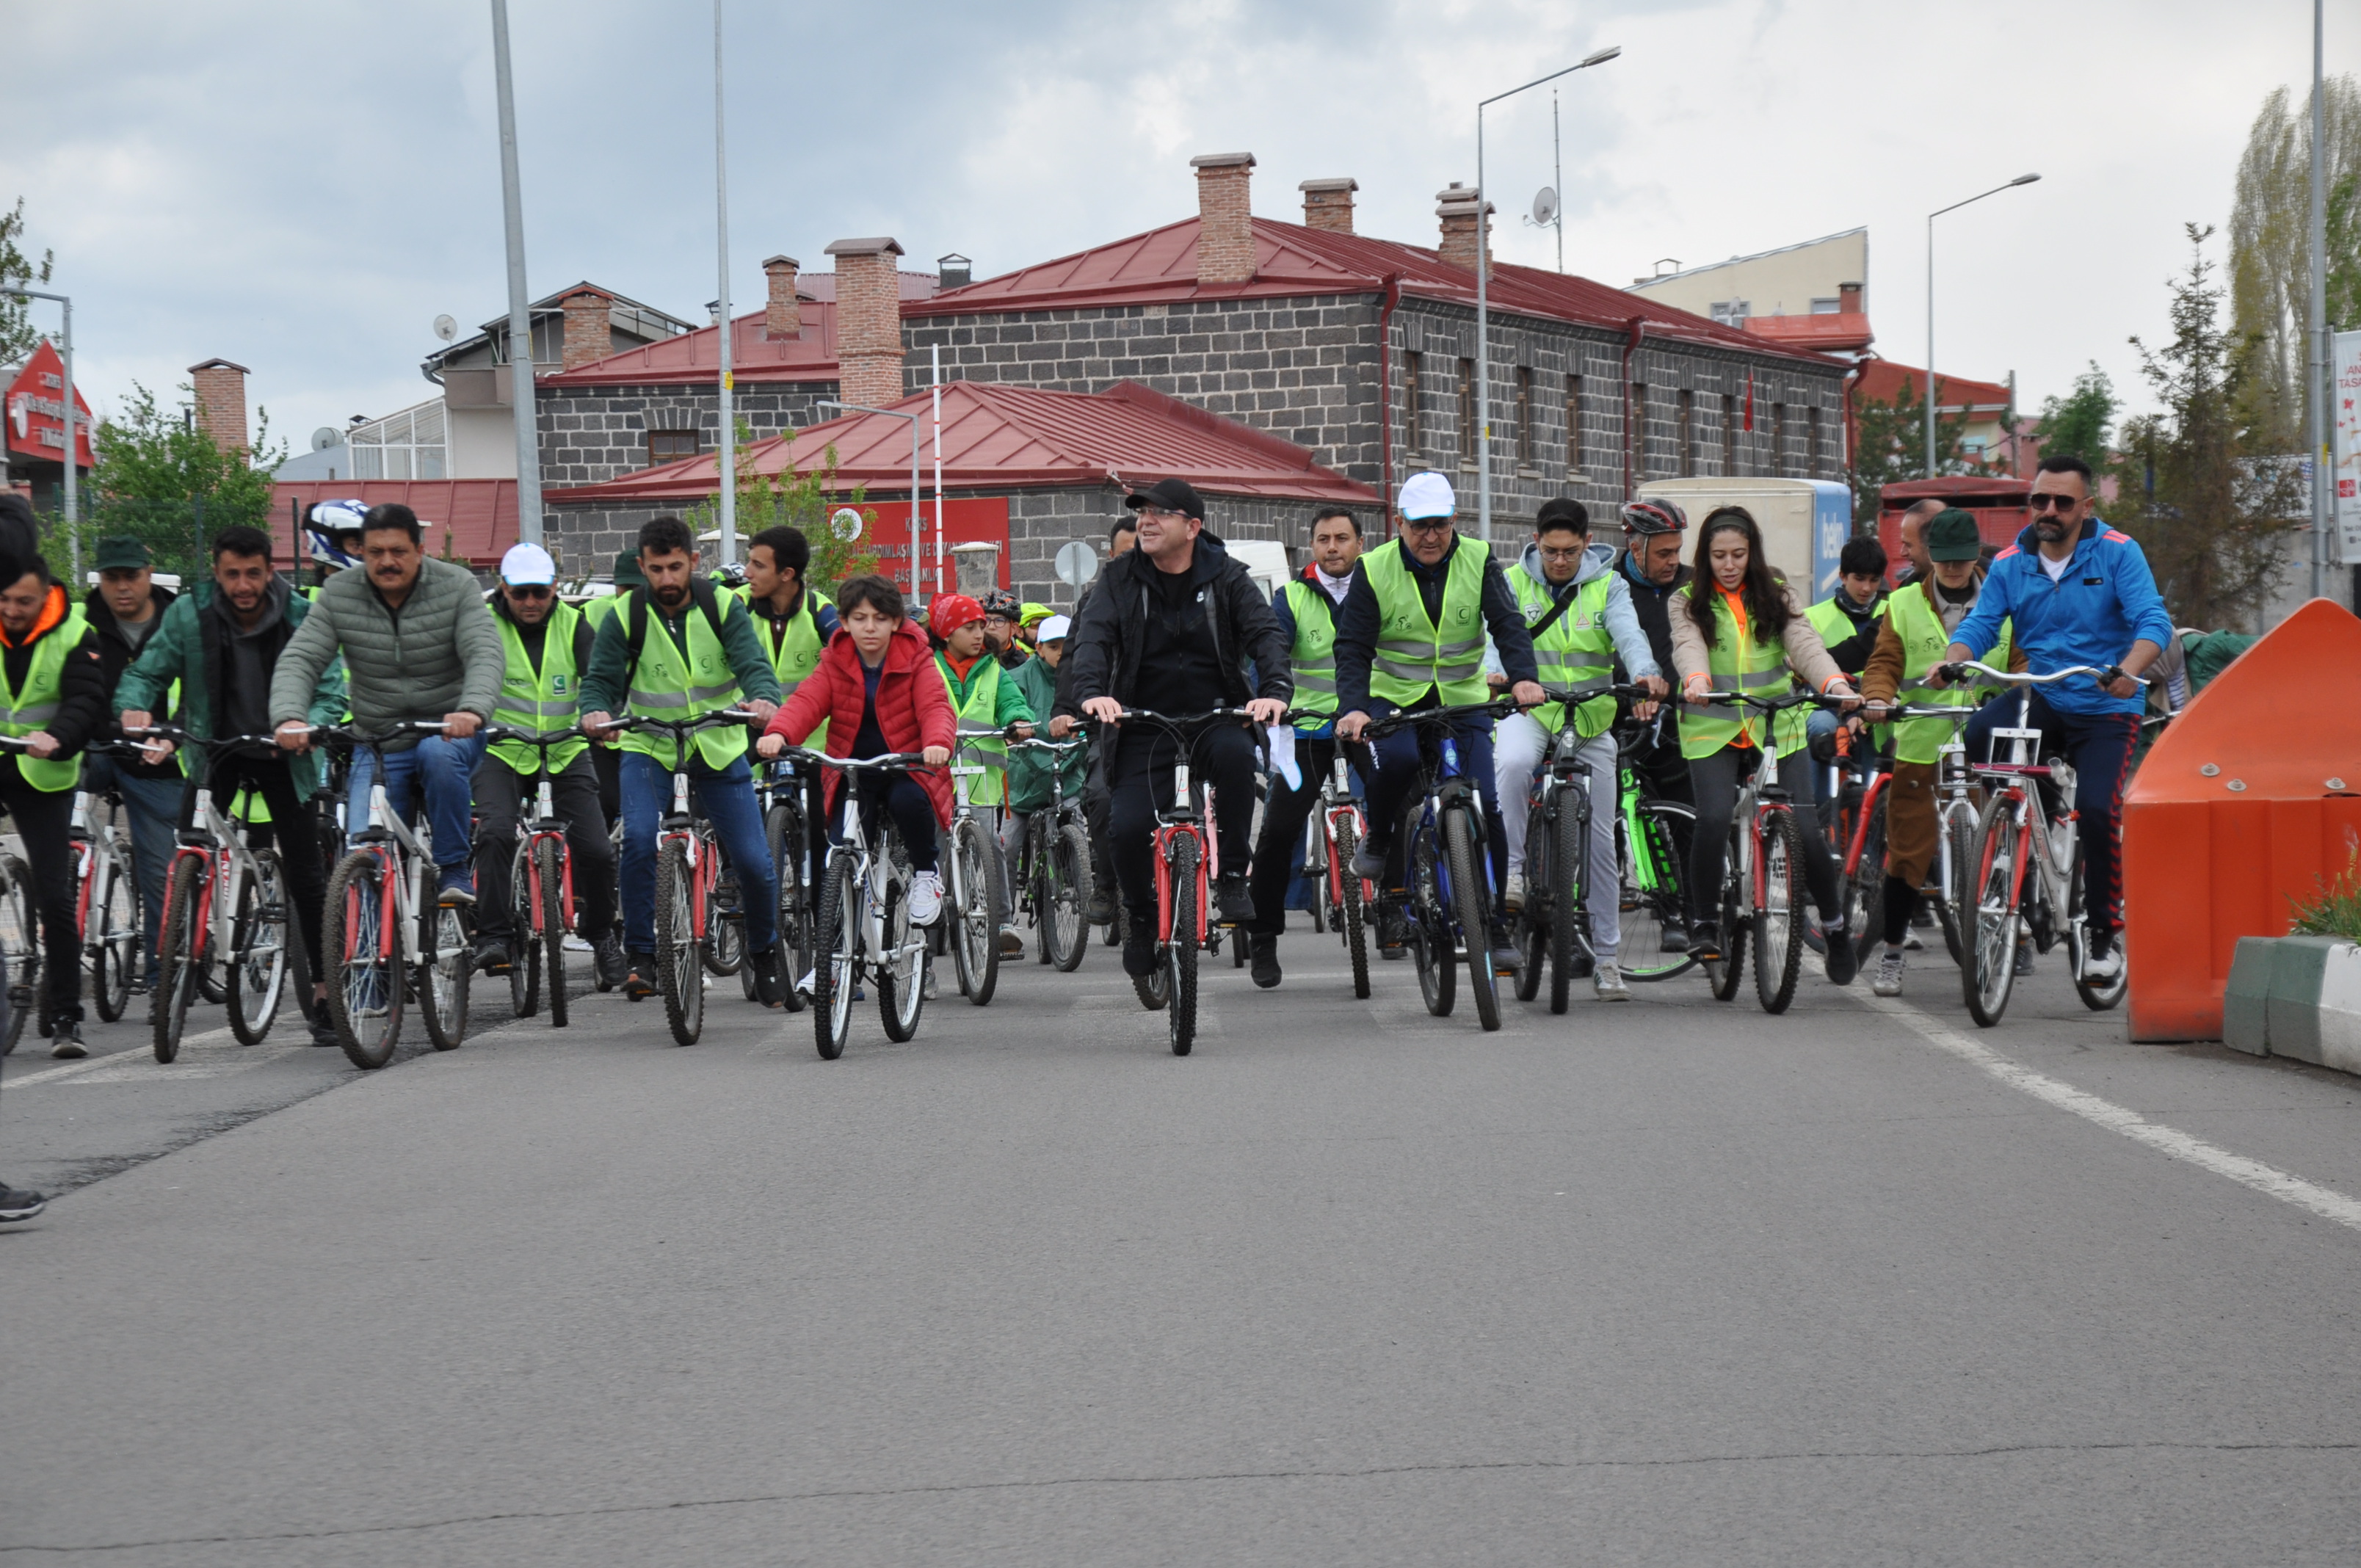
left=683, top=427, right=879, bottom=598
left=1846, top=374, right=1976, bottom=529
left=83, top=380, right=289, bottom=581
left=2033, top=361, right=2117, bottom=470
left=0, top=197, right=53, bottom=371
left=2228, top=76, right=2361, bottom=447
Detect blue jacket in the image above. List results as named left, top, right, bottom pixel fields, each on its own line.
left=1952, top=516, right=2174, bottom=716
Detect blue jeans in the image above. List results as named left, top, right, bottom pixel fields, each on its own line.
left=619, top=750, right=777, bottom=956
left=1361, top=714, right=1510, bottom=907
left=81, top=755, right=184, bottom=983
left=347, top=736, right=485, bottom=873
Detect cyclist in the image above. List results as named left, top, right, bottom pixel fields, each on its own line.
left=980, top=587, right=1031, bottom=671
left=81, top=534, right=182, bottom=990
left=1859, top=508, right=2023, bottom=996
left=1943, top=454, right=2173, bottom=986
left=121, top=526, right=349, bottom=1049
left=1016, top=603, right=1054, bottom=653
left=1008, top=612, right=1087, bottom=815
left=1335, top=472, right=1542, bottom=976
left=1058, top=515, right=1139, bottom=927
left=756, top=573, right=954, bottom=924
left=1243, top=504, right=1365, bottom=989
left=1617, top=498, right=1697, bottom=947
left=468, top=542, right=625, bottom=988
left=1492, top=498, right=1667, bottom=1000
left=739, top=524, right=838, bottom=937
left=579, top=515, right=789, bottom=1007
left=580, top=550, right=645, bottom=825
left=302, top=500, right=369, bottom=597
left=1799, top=535, right=1890, bottom=857
left=929, top=591, right=1037, bottom=954
left=1669, top=505, right=1860, bottom=984
left=1067, top=477, right=1291, bottom=980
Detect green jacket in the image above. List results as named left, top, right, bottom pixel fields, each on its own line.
left=115, top=581, right=349, bottom=801
left=269, top=556, right=504, bottom=748
left=1005, top=655, right=1084, bottom=813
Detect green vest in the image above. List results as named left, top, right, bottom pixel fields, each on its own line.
left=0, top=605, right=88, bottom=791
left=490, top=601, right=587, bottom=774
left=1680, top=587, right=1810, bottom=761
left=1280, top=578, right=1339, bottom=719
left=1886, top=581, right=2013, bottom=766
left=620, top=590, right=749, bottom=771
left=1506, top=564, right=1616, bottom=738
left=938, top=653, right=1010, bottom=806
left=1803, top=593, right=1887, bottom=749
left=1363, top=536, right=1491, bottom=708
left=583, top=595, right=620, bottom=634
left=753, top=589, right=832, bottom=749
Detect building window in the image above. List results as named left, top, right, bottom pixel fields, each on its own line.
left=647, top=429, right=700, bottom=467
left=1402, top=350, right=1424, bottom=457
left=1629, top=382, right=1648, bottom=478
left=1710, top=300, right=1751, bottom=326
left=1770, top=403, right=1788, bottom=477
left=1567, top=375, right=1584, bottom=479
left=1806, top=406, right=1823, bottom=474
left=348, top=399, right=446, bottom=481
left=1809, top=297, right=1841, bottom=315
left=1722, top=393, right=1739, bottom=475
left=1457, top=357, right=1476, bottom=468
left=1515, top=367, right=1534, bottom=468
left=1678, top=390, right=1697, bottom=477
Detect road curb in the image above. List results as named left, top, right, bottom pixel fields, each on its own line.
left=2223, top=934, right=2361, bottom=1076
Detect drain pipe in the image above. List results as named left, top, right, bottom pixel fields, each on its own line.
left=1377, top=274, right=1404, bottom=514
left=1620, top=315, right=1646, bottom=499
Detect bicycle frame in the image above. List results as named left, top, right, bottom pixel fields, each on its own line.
left=1320, top=750, right=1370, bottom=912
left=813, top=754, right=932, bottom=978
left=1149, top=758, right=1213, bottom=948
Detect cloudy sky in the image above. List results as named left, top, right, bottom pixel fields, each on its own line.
left=4, top=0, right=2342, bottom=454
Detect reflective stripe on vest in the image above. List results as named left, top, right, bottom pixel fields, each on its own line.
left=938, top=653, right=1010, bottom=805
left=490, top=600, right=587, bottom=774
left=1802, top=594, right=1888, bottom=749
left=1679, top=588, right=1806, bottom=761
left=1363, top=536, right=1491, bottom=707
left=621, top=592, right=748, bottom=771
left=1887, top=581, right=2012, bottom=766
left=1506, top=563, right=1616, bottom=738
left=0, top=603, right=87, bottom=791
left=1281, top=578, right=1339, bottom=716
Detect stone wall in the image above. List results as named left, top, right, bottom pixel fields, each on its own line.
left=535, top=382, right=836, bottom=490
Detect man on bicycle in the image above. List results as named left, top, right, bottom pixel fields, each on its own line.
left=82, top=534, right=181, bottom=991
left=1491, top=498, right=1666, bottom=1000
left=1066, top=477, right=1291, bottom=980
left=1058, top=515, right=1138, bottom=928
left=579, top=515, right=789, bottom=1007
left=468, top=542, right=625, bottom=990
left=739, top=525, right=838, bottom=942
left=1617, top=498, right=1697, bottom=946
left=1335, top=472, right=1544, bottom=976
left=1241, top=504, right=1364, bottom=990
left=1943, top=454, right=2172, bottom=985
left=122, top=526, right=349, bottom=1049
left=930, top=592, right=1037, bottom=956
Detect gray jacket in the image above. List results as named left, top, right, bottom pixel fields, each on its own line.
left=1483, top=540, right=1661, bottom=683
left=270, top=556, right=504, bottom=746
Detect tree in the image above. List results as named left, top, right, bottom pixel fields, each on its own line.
left=0, top=197, right=54, bottom=372
left=1845, top=373, right=1976, bottom=529
left=2108, top=225, right=2301, bottom=632
left=683, top=428, right=880, bottom=598
left=83, top=381, right=289, bottom=581
left=2033, top=362, right=2117, bottom=470
left=2228, top=76, right=2361, bottom=448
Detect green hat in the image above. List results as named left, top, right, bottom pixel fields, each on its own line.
left=1926, top=509, right=1983, bottom=563
left=94, top=536, right=150, bottom=572
left=1018, top=602, right=1053, bottom=627
left=612, top=549, right=646, bottom=589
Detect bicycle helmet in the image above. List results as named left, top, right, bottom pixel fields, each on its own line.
left=979, top=587, right=1020, bottom=621
left=305, top=499, right=369, bottom=570
left=1619, top=498, right=1688, bottom=536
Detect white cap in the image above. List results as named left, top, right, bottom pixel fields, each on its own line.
left=1036, top=614, right=1072, bottom=642
left=1397, top=471, right=1456, bottom=520
left=499, top=542, right=556, bottom=587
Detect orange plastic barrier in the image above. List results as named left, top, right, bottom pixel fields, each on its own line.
left=2125, top=598, right=2361, bottom=1040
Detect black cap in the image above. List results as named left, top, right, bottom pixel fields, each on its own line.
left=1124, top=477, right=1205, bottom=521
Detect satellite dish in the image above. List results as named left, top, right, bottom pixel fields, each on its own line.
left=830, top=507, right=863, bottom=542
left=311, top=427, right=341, bottom=452
left=1054, top=539, right=1100, bottom=589
left=1531, top=186, right=1559, bottom=227
left=432, top=314, right=458, bottom=343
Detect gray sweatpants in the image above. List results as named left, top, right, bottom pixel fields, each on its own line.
left=1495, top=712, right=1623, bottom=962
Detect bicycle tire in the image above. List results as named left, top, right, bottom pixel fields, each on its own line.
left=1936, top=808, right=1974, bottom=968
left=1333, top=814, right=1370, bottom=1001
left=765, top=801, right=810, bottom=1014
left=813, top=857, right=855, bottom=1059
left=1309, top=825, right=1330, bottom=936
left=1443, top=804, right=1501, bottom=1031
left=703, top=856, right=744, bottom=977
left=538, top=835, right=570, bottom=1028
left=1752, top=808, right=1807, bottom=1015
left=324, top=849, right=402, bottom=1069
left=654, top=838, right=703, bottom=1046
left=878, top=846, right=926, bottom=1042
left=1618, top=798, right=1700, bottom=983
left=1963, top=792, right=2025, bottom=1028
left=1548, top=790, right=1588, bottom=1014
left=2066, top=849, right=2128, bottom=1012
left=93, top=847, right=137, bottom=1023
left=508, top=839, right=540, bottom=1019
left=1165, top=831, right=1199, bottom=1056
left=1045, top=820, right=1091, bottom=973
left=1706, top=823, right=1746, bottom=1003
left=1512, top=796, right=1548, bottom=1006
left=1409, top=819, right=1455, bottom=1018
left=949, top=816, right=1000, bottom=1006
left=226, top=850, right=290, bottom=1046
left=1846, top=790, right=1887, bottom=965
left=152, top=854, right=205, bottom=1064
left=417, top=897, right=472, bottom=1053
left=0, top=854, right=37, bottom=1055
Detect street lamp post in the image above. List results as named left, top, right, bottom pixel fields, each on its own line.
left=1926, top=173, right=2039, bottom=478
left=5, top=288, right=79, bottom=584
left=1476, top=45, right=1619, bottom=545
left=818, top=401, right=921, bottom=598
left=489, top=0, right=543, bottom=545
left=2307, top=0, right=2328, bottom=600
left=712, top=0, right=739, bottom=570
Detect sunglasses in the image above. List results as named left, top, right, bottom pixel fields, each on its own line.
left=2028, top=493, right=2082, bottom=512
left=1400, top=518, right=1454, bottom=534
left=505, top=584, right=554, bottom=599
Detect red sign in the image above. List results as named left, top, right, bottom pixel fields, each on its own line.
left=852, top=496, right=1010, bottom=599
left=5, top=341, right=94, bottom=468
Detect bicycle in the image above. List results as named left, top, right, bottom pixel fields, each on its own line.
left=1949, top=664, right=2143, bottom=1026
left=490, top=728, right=588, bottom=1028
left=942, top=738, right=1010, bottom=1007
left=1284, top=722, right=1374, bottom=1001
left=1607, top=716, right=1704, bottom=985
left=70, top=742, right=144, bottom=1026
left=0, top=742, right=52, bottom=1056
left=316, top=722, right=475, bottom=1069
left=1834, top=703, right=1987, bottom=969
left=1511, top=683, right=1658, bottom=1013
left=753, top=752, right=817, bottom=1012
left=1363, top=697, right=1520, bottom=1034
left=1007, top=735, right=1094, bottom=972
left=794, top=749, right=935, bottom=1059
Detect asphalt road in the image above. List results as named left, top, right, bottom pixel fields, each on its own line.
left=4, top=920, right=2360, bottom=1566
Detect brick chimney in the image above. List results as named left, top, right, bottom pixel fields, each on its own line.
left=1191, top=152, right=1257, bottom=286
left=1435, top=184, right=1493, bottom=276
left=1838, top=281, right=1864, bottom=313
left=560, top=287, right=612, bottom=371
left=188, top=359, right=250, bottom=451
left=1299, top=178, right=1358, bottom=234
left=763, top=255, right=802, bottom=339
left=825, top=236, right=907, bottom=408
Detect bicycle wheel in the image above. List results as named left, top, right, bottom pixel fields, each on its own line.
left=1309, top=827, right=1330, bottom=936
left=508, top=839, right=540, bottom=1018
left=1705, top=823, right=1746, bottom=1003
left=0, top=856, right=36, bottom=1056
left=1442, top=804, right=1501, bottom=1031
left=1936, top=808, right=1976, bottom=968
left=1845, top=790, right=1887, bottom=965
left=226, top=851, right=291, bottom=1045
left=2066, top=849, right=2128, bottom=1012
left=1512, top=803, right=1549, bottom=1006
left=1408, top=818, right=1455, bottom=1018
left=1547, top=792, right=1589, bottom=1014
left=1752, top=809, right=1807, bottom=1015
left=1044, top=819, right=1091, bottom=973
left=1962, top=793, right=2025, bottom=1028
left=151, top=854, right=206, bottom=1064
left=878, top=843, right=926, bottom=1042
left=1164, top=831, right=1200, bottom=1056
left=765, top=800, right=810, bottom=1014
left=324, top=849, right=402, bottom=1069
left=1618, top=799, right=1699, bottom=983
left=947, top=816, right=1000, bottom=1006
left=93, top=847, right=137, bottom=1023
left=654, top=837, right=703, bottom=1046
left=812, top=858, right=855, bottom=1059
left=537, top=836, right=570, bottom=1028
left=703, top=854, right=744, bottom=977
left=417, top=895, right=472, bottom=1052
left=1332, top=814, right=1371, bottom=1001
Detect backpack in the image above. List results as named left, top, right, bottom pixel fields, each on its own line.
left=622, top=577, right=730, bottom=672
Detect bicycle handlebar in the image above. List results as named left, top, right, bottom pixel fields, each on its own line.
left=1106, top=706, right=1264, bottom=729
left=1360, top=695, right=1522, bottom=739
left=1007, top=736, right=1084, bottom=755
left=120, top=725, right=297, bottom=751
left=1680, top=688, right=1853, bottom=711
left=1935, top=661, right=2147, bottom=689
left=786, top=747, right=935, bottom=774
left=592, top=709, right=761, bottom=738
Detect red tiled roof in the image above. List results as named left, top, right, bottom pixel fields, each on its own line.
left=541, top=272, right=939, bottom=389
left=906, top=215, right=1843, bottom=368
left=270, top=480, right=518, bottom=568
left=547, top=380, right=1378, bottom=506
left=1854, top=359, right=2012, bottom=411
left=1744, top=311, right=1874, bottom=353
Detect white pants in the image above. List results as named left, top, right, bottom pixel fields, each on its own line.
left=1495, top=711, right=1623, bottom=961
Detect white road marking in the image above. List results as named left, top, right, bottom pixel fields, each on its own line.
left=1850, top=993, right=2361, bottom=1234
left=3, top=1025, right=275, bottom=1087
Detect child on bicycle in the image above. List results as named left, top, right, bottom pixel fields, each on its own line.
left=757, top=576, right=955, bottom=926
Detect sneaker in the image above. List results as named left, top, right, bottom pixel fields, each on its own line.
left=49, top=1021, right=86, bottom=1060
left=750, top=945, right=788, bottom=1007
left=1350, top=844, right=1388, bottom=885
left=1216, top=872, right=1256, bottom=926
left=1122, top=918, right=1158, bottom=979
left=474, top=936, right=512, bottom=976
left=1086, top=888, right=1116, bottom=926
left=2081, top=937, right=2124, bottom=984
left=0, top=1183, right=48, bottom=1223
left=623, top=954, right=657, bottom=1001
left=437, top=868, right=476, bottom=906
left=1377, top=906, right=1409, bottom=959
left=1592, top=962, right=1630, bottom=1001
left=2014, top=940, right=2037, bottom=977
left=908, top=871, right=944, bottom=926
left=1821, top=920, right=1857, bottom=987
left=998, top=926, right=1024, bottom=959
left=1691, top=921, right=1724, bottom=963
left=1490, top=924, right=1522, bottom=976
left=1249, top=934, right=1281, bottom=990
left=1903, top=931, right=1925, bottom=952
left=309, top=1016, right=341, bottom=1048
left=1502, top=871, right=1526, bottom=913
left=1659, top=922, right=1691, bottom=954
left=1872, top=947, right=1906, bottom=997
left=592, top=932, right=628, bottom=992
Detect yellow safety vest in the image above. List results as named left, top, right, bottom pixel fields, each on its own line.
left=1886, top=581, right=2013, bottom=766
left=0, top=604, right=89, bottom=792
left=1680, top=587, right=1810, bottom=761
left=1506, top=563, right=1617, bottom=738
left=621, top=589, right=749, bottom=771
left=1363, top=536, right=1491, bottom=708
left=490, top=601, right=587, bottom=774
left=937, top=653, right=1010, bottom=806
left=1280, top=578, right=1339, bottom=719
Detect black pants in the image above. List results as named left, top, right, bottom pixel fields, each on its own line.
left=471, top=752, right=618, bottom=942
left=1082, top=743, right=1116, bottom=910
left=1686, top=741, right=1841, bottom=926
left=0, top=768, right=79, bottom=1023
left=1628, top=731, right=1697, bottom=921
left=189, top=753, right=328, bottom=985
left=1246, top=736, right=1366, bottom=939
left=1108, top=725, right=1258, bottom=929
left=827, top=772, right=938, bottom=871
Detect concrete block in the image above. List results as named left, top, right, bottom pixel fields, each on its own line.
left=2306, top=939, right=2361, bottom=1075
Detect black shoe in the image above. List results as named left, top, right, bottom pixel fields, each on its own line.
left=474, top=936, right=512, bottom=976
left=1248, top=934, right=1281, bottom=989
left=1803, top=923, right=1827, bottom=957
left=1660, top=923, right=1691, bottom=954
left=750, top=945, right=787, bottom=1008
left=0, top=1183, right=48, bottom=1223
left=592, top=933, right=628, bottom=992
left=1490, top=924, right=1522, bottom=976
left=1691, top=921, right=1724, bottom=962
left=48, top=1020, right=86, bottom=1060
left=1087, top=888, right=1116, bottom=926
left=1377, top=907, right=1409, bottom=959
left=623, top=954, right=657, bottom=1001
left=1122, top=920, right=1158, bottom=979
left=308, top=1016, right=341, bottom=1048
left=1216, top=872, right=1256, bottom=926
left=1821, top=921, right=1857, bottom=986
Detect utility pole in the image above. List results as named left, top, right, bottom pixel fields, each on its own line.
left=490, top=0, right=543, bottom=544
left=1551, top=92, right=1564, bottom=275
left=2307, top=0, right=2328, bottom=600
left=713, top=0, right=738, bottom=568
left=1926, top=174, right=2040, bottom=477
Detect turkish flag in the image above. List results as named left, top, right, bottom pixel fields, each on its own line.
left=1744, top=371, right=1755, bottom=432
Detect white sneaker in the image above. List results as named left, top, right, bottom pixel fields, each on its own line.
left=908, top=871, right=944, bottom=926
left=2081, top=942, right=2123, bottom=983
left=1872, top=947, right=1905, bottom=997
left=1592, top=961, right=1629, bottom=1000
left=1502, top=871, right=1526, bottom=913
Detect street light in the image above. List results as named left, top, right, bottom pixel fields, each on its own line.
left=712, top=0, right=739, bottom=569
left=1926, top=173, right=2039, bottom=477
left=4, top=287, right=79, bottom=584
left=1475, top=44, right=1619, bottom=544
left=489, top=0, right=543, bottom=545
left=817, top=400, right=922, bottom=598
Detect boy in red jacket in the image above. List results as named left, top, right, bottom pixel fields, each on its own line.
left=758, top=576, right=956, bottom=923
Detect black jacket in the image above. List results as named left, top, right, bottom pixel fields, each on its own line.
left=1618, top=553, right=1691, bottom=683
left=1813, top=586, right=1886, bottom=676
left=0, top=586, right=107, bottom=761
left=1064, top=531, right=1291, bottom=711
left=1334, top=534, right=1537, bottom=717
left=87, top=584, right=180, bottom=779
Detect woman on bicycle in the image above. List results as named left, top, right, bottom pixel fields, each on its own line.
left=1669, top=507, right=1860, bottom=985
left=757, top=576, right=954, bottom=925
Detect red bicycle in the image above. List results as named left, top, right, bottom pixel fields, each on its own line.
left=1113, top=707, right=1258, bottom=1057
left=493, top=728, right=585, bottom=1028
